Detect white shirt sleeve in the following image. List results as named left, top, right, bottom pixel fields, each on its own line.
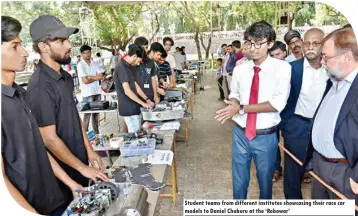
left=166, top=54, right=177, bottom=69
left=229, top=65, right=241, bottom=101
left=269, top=62, right=292, bottom=112
left=77, top=62, right=87, bottom=78
left=96, top=60, right=105, bottom=74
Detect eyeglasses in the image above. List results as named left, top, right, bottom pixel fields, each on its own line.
left=303, top=41, right=321, bottom=48
left=244, top=40, right=268, bottom=49
left=321, top=51, right=347, bottom=62
left=289, top=39, right=302, bottom=46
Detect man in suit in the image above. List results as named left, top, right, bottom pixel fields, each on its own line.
left=304, top=27, right=358, bottom=208
left=280, top=28, right=328, bottom=199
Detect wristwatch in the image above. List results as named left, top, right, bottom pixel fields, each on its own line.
left=239, top=105, right=245, bottom=115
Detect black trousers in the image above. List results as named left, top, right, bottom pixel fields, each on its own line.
left=217, top=77, right=224, bottom=99
left=282, top=114, right=312, bottom=199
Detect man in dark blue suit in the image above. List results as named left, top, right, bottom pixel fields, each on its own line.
left=280, top=28, right=328, bottom=199
left=304, top=27, right=358, bottom=209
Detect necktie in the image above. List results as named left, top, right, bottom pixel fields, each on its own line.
left=245, top=66, right=261, bottom=140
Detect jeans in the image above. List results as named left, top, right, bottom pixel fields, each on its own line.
left=217, top=77, right=225, bottom=99
left=83, top=94, right=101, bottom=134
left=123, top=115, right=141, bottom=133
left=232, top=124, right=278, bottom=199
left=274, top=130, right=282, bottom=173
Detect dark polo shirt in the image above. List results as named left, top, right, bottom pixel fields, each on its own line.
left=114, top=60, right=141, bottom=116
left=27, top=61, right=88, bottom=205
left=1, top=83, right=64, bottom=214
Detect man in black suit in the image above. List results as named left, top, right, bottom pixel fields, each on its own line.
left=305, top=27, right=358, bottom=210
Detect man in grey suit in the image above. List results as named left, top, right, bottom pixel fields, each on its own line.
left=305, top=27, right=358, bottom=212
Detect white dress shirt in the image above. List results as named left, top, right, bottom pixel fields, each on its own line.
left=77, top=59, right=105, bottom=98
left=312, top=69, right=358, bottom=158
left=229, top=55, right=291, bottom=129
left=222, top=53, right=230, bottom=76
left=294, top=58, right=329, bottom=118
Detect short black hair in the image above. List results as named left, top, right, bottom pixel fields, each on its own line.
left=161, top=51, right=168, bottom=59
left=77, top=55, right=81, bottom=58
left=217, top=58, right=223, bottom=62
left=175, top=47, right=179, bottom=50
left=80, top=44, right=92, bottom=53
left=221, top=44, right=227, bottom=48
left=1, top=16, right=22, bottom=43
left=181, top=46, right=185, bottom=49
left=163, top=37, right=174, bottom=46
left=269, top=41, right=287, bottom=53
left=134, top=36, right=148, bottom=47
left=128, top=45, right=145, bottom=58
left=244, top=20, right=276, bottom=43
left=150, top=42, right=165, bottom=53
left=232, top=40, right=241, bottom=49
left=96, top=52, right=101, bottom=57
left=227, top=44, right=233, bottom=47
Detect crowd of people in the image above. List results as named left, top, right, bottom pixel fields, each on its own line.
left=215, top=21, right=358, bottom=208
left=1, top=12, right=358, bottom=216
left=1, top=14, right=189, bottom=215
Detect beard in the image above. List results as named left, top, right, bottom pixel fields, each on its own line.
left=324, top=65, right=345, bottom=81
left=50, top=48, right=72, bottom=65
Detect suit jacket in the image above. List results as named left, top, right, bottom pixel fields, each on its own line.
left=280, top=58, right=305, bottom=129
left=304, top=74, right=358, bottom=183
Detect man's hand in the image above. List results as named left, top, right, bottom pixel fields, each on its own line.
left=147, top=100, right=155, bottom=108
left=142, top=103, right=151, bottom=109
left=215, top=100, right=240, bottom=124
left=70, top=182, right=85, bottom=199
left=162, top=82, right=169, bottom=89
left=154, top=95, right=160, bottom=104
left=78, top=166, right=109, bottom=184
left=157, top=88, right=166, bottom=96
left=87, top=150, right=105, bottom=171
left=350, top=178, right=358, bottom=194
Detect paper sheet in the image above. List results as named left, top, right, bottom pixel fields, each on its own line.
left=160, top=121, right=181, bottom=130
left=144, top=150, right=174, bottom=166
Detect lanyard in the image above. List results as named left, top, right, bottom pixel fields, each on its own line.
left=140, top=62, right=150, bottom=84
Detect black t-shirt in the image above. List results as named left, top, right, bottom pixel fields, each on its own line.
left=133, top=59, right=158, bottom=100
left=114, top=60, right=141, bottom=116
left=1, top=84, right=64, bottom=215
left=27, top=61, right=88, bottom=205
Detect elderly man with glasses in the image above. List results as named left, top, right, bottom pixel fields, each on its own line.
left=280, top=28, right=328, bottom=199
left=216, top=21, right=291, bottom=199
left=304, top=27, right=358, bottom=210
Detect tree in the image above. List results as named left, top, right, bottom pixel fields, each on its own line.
left=1, top=1, right=81, bottom=45
left=92, top=3, right=144, bottom=51
left=171, top=1, right=213, bottom=60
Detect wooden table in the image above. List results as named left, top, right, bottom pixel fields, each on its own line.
left=112, top=130, right=178, bottom=215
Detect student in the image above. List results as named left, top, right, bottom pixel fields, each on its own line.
left=134, top=37, right=160, bottom=103
left=27, top=15, right=109, bottom=208
left=113, top=45, right=154, bottom=133
left=216, top=58, right=225, bottom=100
left=157, top=51, right=175, bottom=90
left=1, top=16, right=84, bottom=216
left=77, top=45, right=105, bottom=134
left=216, top=21, right=291, bottom=199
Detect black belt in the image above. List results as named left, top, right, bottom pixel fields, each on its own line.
left=294, top=114, right=312, bottom=122
left=237, top=124, right=277, bottom=135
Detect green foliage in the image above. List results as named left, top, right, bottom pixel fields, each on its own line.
left=1, top=1, right=81, bottom=45
left=93, top=3, right=143, bottom=50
